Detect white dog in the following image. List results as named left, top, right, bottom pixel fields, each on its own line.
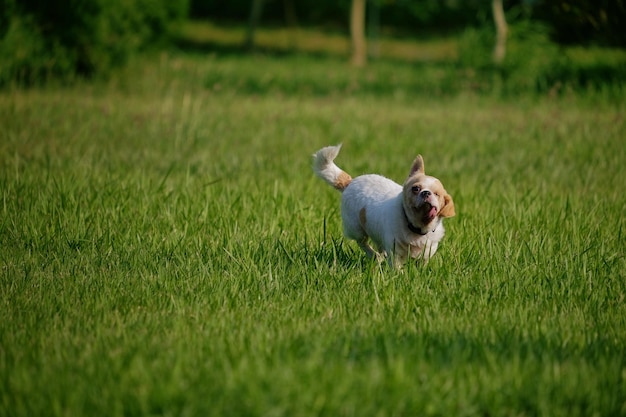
left=313, top=144, right=455, bottom=267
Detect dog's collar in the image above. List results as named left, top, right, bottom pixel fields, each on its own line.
left=404, top=207, right=439, bottom=236
left=407, top=221, right=429, bottom=235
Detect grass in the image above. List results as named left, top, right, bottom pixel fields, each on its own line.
left=1, top=23, right=626, bottom=417
left=178, top=20, right=459, bottom=62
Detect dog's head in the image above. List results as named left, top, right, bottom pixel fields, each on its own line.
left=402, top=155, right=455, bottom=232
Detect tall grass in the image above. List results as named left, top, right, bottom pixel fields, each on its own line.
left=1, top=45, right=625, bottom=416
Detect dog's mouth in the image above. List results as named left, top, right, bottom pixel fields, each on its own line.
left=421, top=203, right=438, bottom=223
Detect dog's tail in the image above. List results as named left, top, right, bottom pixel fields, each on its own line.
left=312, top=144, right=352, bottom=192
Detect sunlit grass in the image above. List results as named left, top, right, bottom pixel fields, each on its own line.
left=179, top=20, right=458, bottom=62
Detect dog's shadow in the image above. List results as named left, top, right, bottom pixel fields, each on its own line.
left=307, top=238, right=368, bottom=270
left=283, top=236, right=421, bottom=275
left=273, top=235, right=369, bottom=271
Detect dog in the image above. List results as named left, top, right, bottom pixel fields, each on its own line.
left=313, top=144, right=455, bottom=267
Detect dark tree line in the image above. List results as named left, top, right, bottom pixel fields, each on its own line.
left=191, top=0, right=626, bottom=48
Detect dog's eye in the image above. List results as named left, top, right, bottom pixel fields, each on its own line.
left=412, top=185, right=421, bottom=193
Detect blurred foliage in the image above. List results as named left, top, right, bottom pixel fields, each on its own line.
left=0, top=0, right=189, bottom=86
left=532, top=0, right=626, bottom=47
left=189, top=0, right=626, bottom=47
left=189, top=0, right=486, bottom=32
left=194, top=50, right=625, bottom=100
left=187, top=17, right=623, bottom=98
left=1, top=0, right=624, bottom=87
left=458, top=20, right=626, bottom=95
left=458, top=21, right=565, bottom=90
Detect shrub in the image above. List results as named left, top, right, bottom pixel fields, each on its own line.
left=0, top=0, right=189, bottom=86
left=458, top=21, right=572, bottom=95
left=0, top=15, right=70, bottom=86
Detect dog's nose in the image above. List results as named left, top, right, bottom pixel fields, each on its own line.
left=420, top=190, right=431, bottom=198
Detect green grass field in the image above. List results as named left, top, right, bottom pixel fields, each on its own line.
left=1, top=24, right=626, bottom=416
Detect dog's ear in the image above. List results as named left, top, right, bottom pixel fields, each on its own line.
left=409, top=155, right=425, bottom=177
left=439, top=193, right=456, bottom=218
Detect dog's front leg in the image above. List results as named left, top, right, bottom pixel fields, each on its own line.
left=356, top=238, right=380, bottom=260
left=386, top=240, right=408, bottom=268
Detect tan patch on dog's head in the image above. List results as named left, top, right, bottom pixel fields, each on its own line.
left=334, top=172, right=352, bottom=191
left=359, top=207, right=367, bottom=227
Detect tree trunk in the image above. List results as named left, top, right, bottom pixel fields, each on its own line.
left=368, top=0, right=380, bottom=59
left=283, top=0, right=299, bottom=50
left=350, top=0, right=367, bottom=67
left=245, top=0, right=264, bottom=50
left=492, top=0, right=508, bottom=64
left=283, top=0, right=298, bottom=28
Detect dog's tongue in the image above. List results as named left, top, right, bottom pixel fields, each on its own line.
left=428, top=206, right=438, bottom=218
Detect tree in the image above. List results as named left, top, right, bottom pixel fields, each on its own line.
left=244, top=0, right=299, bottom=50
left=245, top=0, right=264, bottom=50
left=492, top=0, right=508, bottom=64
left=350, top=0, right=367, bottom=66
